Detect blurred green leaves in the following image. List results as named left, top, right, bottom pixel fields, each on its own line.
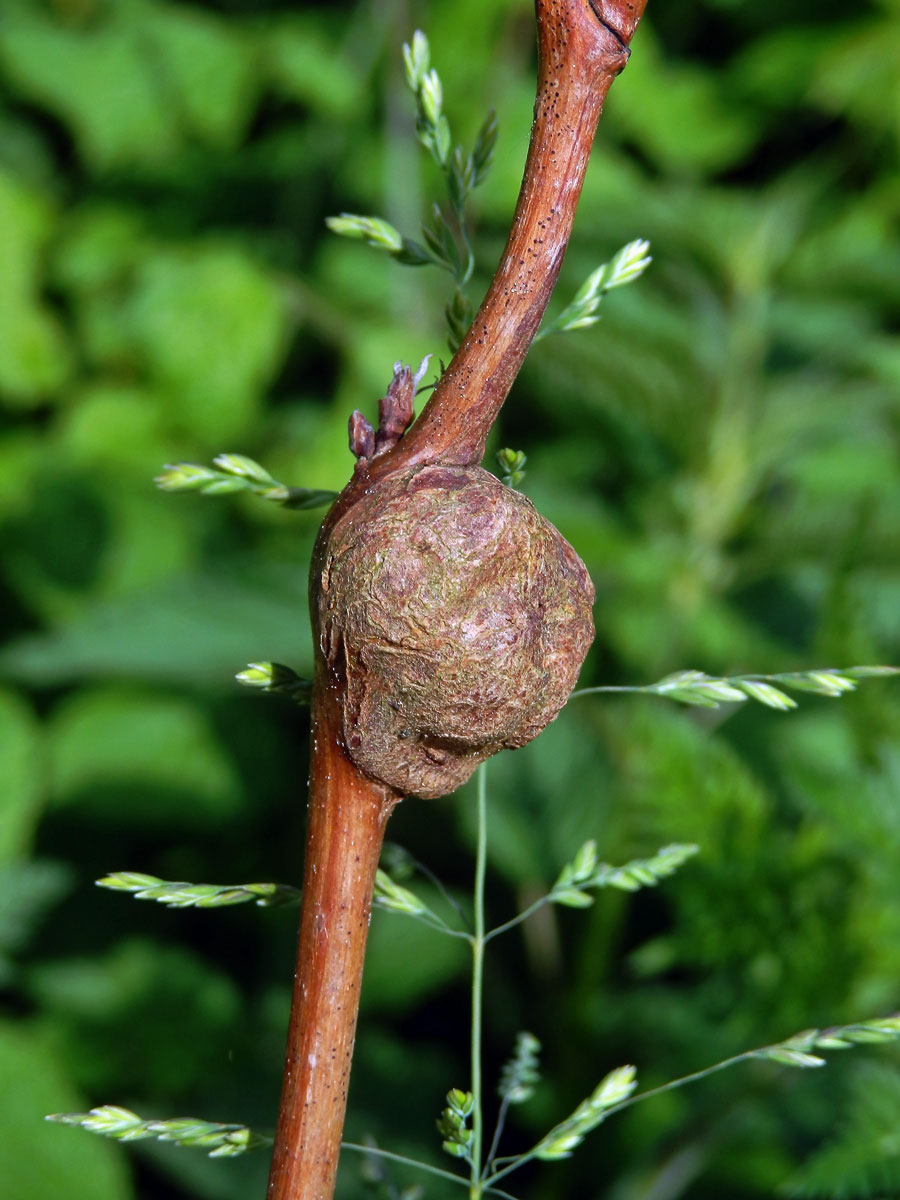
left=361, top=888, right=469, bottom=1015
left=127, top=248, right=287, bottom=442
left=0, top=861, right=72, bottom=987
left=609, top=25, right=761, bottom=176
left=0, top=1, right=258, bottom=171
left=0, top=689, right=44, bottom=860
left=0, top=1021, right=132, bottom=1200
left=28, top=938, right=242, bottom=1095
left=47, top=688, right=244, bottom=828
left=0, top=168, right=71, bottom=403
left=0, top=570, right=314, bottom=686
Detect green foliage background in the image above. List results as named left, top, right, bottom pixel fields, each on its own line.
left=1, top=0, right=899, bottom=1197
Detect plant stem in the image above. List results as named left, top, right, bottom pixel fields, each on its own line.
left=323, top=0, right=648, bottom=526
left=407, top=851, right=475, bottom=933
left=340, top=1143, right=476, bottom=1190
left=483, top=895, right=552, bottom=943
left=470, top=765, right=488, bottom=1197
left=266, top=670, right=399, bottom=1200
left=388, top=0, right=647, bottom=470
left=340, top=1141, right=520, bottom=1197
left=270, top=4, right=647, bottom=1197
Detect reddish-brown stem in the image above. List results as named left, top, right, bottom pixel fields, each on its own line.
left=266, top=670, right=399, bottom=1200
left=267, top=3, right=645, bottom=1198
left=385, top=0, right=646, bottom=472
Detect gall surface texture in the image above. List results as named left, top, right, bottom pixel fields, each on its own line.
left=316, top=464, right=595, bottom=798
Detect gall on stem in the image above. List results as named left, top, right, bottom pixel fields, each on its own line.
left=266, top=3, right=647, bottom=1199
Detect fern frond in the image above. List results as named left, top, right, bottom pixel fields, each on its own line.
left=784, top=1061, right=900, bottom=1198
